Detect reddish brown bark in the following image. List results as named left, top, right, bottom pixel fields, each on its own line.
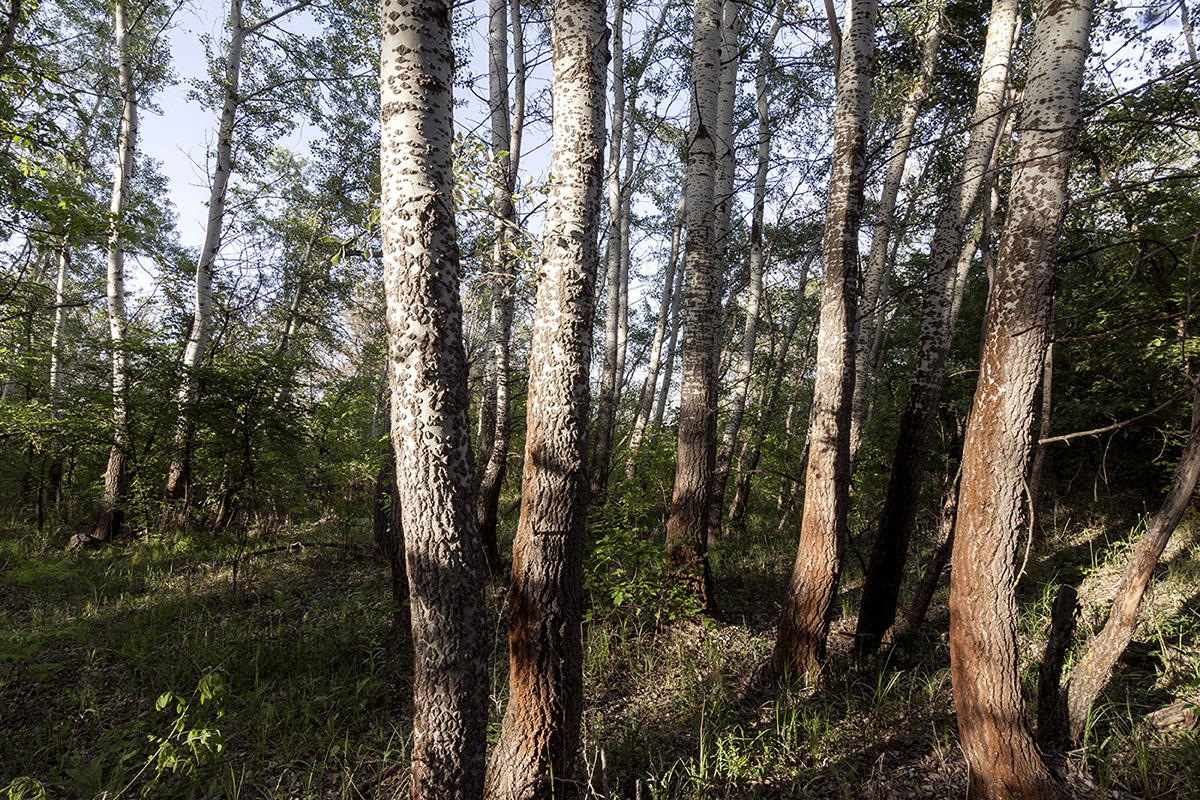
left=774, top=0, right=877, bottom=681
left=948, top=1, right=1091, bottom=795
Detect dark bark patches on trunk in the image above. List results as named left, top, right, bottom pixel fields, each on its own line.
left=665, top=0, right=723, bottom=617
left=773, top=0, right=877, bottom=682
left=948, top=0, right=1092, bottom=796
left=485, top=0, right=608, bottom=796
left=380, top=0, right=488, bottom=797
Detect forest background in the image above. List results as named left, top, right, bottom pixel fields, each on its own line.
left=2, top=0, right=1200, bottom=796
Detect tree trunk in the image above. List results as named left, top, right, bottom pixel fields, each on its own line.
left=626, top=193, right=685, bottom=479
left=854, top=0, right=1020, bottom=658
left=1028, top=334, right=1053, bottom=542
left=165, top=0, right=245, bottom=503
left=708, top=0, right=782, bottom=547
left=949, top=0, right=1092, bottom=794
left=591, top=0, right=626, bottom=499
left=90, top=0, right=138, bottom=546
left=849, top=2, right=945, bottom=467
left=475, top=0, right=524, bottom=573
left=1062, top=386, right=1200, bottom=744
left=652, top=243, right=686, bottom=431
left=664, top=0, right=724, bottom=616
left=773, top=0, right=877, bottom=681
left=380, top=0, right=488, bottom=794
left=730, top=290, right=811, bottom=525
left=484, top=0, right=607, bottom=794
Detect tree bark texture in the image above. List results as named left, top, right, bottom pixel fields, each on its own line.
left=773, top=0, right=876, bottom=680
left=948, top=1, right=1092, bottom=795
left=665, top=0, right=723, bottom=616
left=484, top=0, right=607, bottom=794
left=165, top=0, right=245, bottom=503
left=380, top=0, right=488, bottom=794
left=1063, top=386, right=1200, bottom=743
left=849, top=2, right=945, bottom=466
left=855, top=0, right=1020, bottom=657
left=652, top=241, right=686, bottom=432
left=92, top=0, right=138, bottom=545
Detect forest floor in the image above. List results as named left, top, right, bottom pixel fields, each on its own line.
left=1, top=493, right=1198, bottom=799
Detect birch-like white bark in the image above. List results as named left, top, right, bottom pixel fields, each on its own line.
left=774, top=0, right=878, bottom=679
left=165, top=0, right=245, bottom=501
left=380, top=0, right=487, bottom=794
left=709, top=0, right=783, bottom=545
left=849, top=2, right=945, bottom=465
left=91, top=0, right=138, bottom=544
left=665, top=0, right=723, bottom=614
left=854, top=0, right=1020, bottom=656
left=626, top=192, right=685, bottom=478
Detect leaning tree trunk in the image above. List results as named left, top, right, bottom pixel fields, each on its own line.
left=379, top=0, right=488, bottom=795
left=91, top=0, right=138, bottom=545
left=854, top=0, right=1020, bottom=657
left=773, top=0, right=877, bottom=681
left=664, top=0, right=723, bottom=616
left=484, top=0, right=607, bottom=794
left=590, top=0, right=626, bottom=499
left=652, top=244, right=686, bottom=431
left=164, top=0, right=245, bottom=504
left=475, top=0, right=524, bottom=572
left=1060, top=385, right=1200, bottom=744
left=948, top=0, right=1092, bottom=795
left=626, top=192, right=685, bottom=479
left=848, top=1, right=945, bottom=466
left=708, top=0, right=782, bottom=548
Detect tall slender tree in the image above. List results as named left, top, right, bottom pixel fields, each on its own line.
left=848, top=1, right=945, bottom=465
left=484, top=0, right=607, bottom=793
left=475, top=0, right=525, bottom=571
left=664, top=0, right=723, bottom=614
left=855, top=0, right=1021, bottom=657
left=773, top=0, right=877, bottom=680
left=949, top=0, right=1093, bottom=794
left=90, top=0, right=138, bottom=544
left=379, top=0, right=487, bottom=794
left=709, top=0, right=784, bottom=546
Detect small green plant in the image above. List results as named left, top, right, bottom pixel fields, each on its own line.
left=3, top=777, right=48, bottom=800
left=147, top=671, right=227, bottom=778
left=584, top=501, right=704, bottom=626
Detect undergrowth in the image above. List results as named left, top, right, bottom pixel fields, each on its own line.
left=2, top=493, right=1198, bottom=798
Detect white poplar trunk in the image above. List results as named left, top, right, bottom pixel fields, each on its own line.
left=652, top=243, right=687, bottom=430
left=849, top=3, right=945, bottom=465
left=626, top=192, right=685, bottom=478
left=665, top=0, right=724, bottom=613
left=380, top=0, right=487, bottom=794
left=774, top=0, right=878, bottom=679
left=709, top=0, right=783, bottom=544
left=165, top=0, right=245, bottom=501
left=853, top=0, right=1021, bottom=656
left=591, top=0, right=626, bottom=495
left=949, top=0, right=1093, bottom=792
left=91, top=0, right=138, bottom=543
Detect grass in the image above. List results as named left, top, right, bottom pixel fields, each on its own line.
left=3, top=492, right=1200, bottom=798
